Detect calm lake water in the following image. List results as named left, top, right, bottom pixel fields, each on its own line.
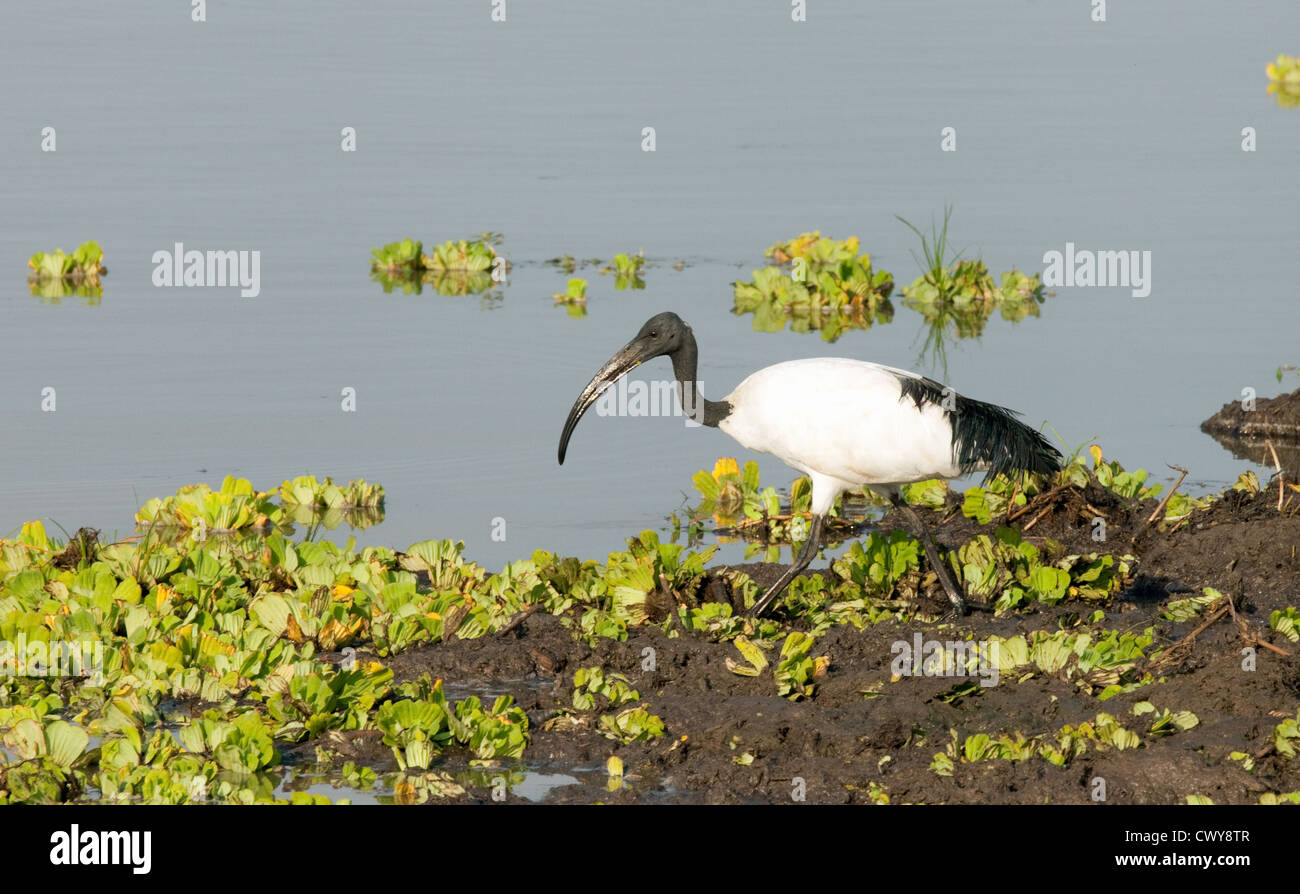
left=1, top=1, right=1297, bottom=570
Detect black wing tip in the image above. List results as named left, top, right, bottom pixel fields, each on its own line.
left=893, top=372, right=1064, bottom=480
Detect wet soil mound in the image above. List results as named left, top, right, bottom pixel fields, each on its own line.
left=1203, top=386, right=1300, bottom=472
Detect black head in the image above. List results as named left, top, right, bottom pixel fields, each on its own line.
left=557, top=312, right=692, bottom=464
left=630, top=311, right=690, bottom=356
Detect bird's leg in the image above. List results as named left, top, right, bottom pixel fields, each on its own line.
left=749, top=513, right=825, bottom=617
left=888, top=493, right=967, bottom=617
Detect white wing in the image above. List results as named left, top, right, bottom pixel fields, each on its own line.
left=719, top=358, right=964, bottom=491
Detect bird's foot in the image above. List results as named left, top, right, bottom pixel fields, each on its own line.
left=938, top=591, right=995, bottom=622
left=940, top=596, right=968, bottom=624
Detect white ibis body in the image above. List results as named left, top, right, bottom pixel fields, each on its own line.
left=558, top=312, right=1062, bottom=617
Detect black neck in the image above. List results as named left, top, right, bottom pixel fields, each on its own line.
left=670, top=331, right=731, bottom=427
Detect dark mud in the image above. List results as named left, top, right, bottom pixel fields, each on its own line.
left=379, top=486, right=1300, bottom=804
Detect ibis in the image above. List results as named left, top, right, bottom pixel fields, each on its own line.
left=557, top=312, right=1062, bottom=617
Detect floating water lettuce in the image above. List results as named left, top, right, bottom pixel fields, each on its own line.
left=553, top=277, right=588, bottom=317
left=136, top=476, right=386, bottom=540
left=774, top=631, right=829, bottom=700
left=689, top=457, right=854, bottom=552
left=599, top=706, right=665, bottom=742
left=135, top=476, right=274, bottom=534
left=276, top=476, right=385, bottom=530
left=370, top=239, right=423, bottom=274
left=369, top=235, right=506, bottom=296
left=734, top=233, right=894, bottom=342
left=1267, top=54, right=1300, bottom=108
left=897, top=211, right=1046, bottom=372
left=901, top=259, right=1045, bottom=339
left=571, top=666, right=639, bottom=711
left=27, top=241, right=106, bottom=303
left=599, top=251, right=646, bottom=290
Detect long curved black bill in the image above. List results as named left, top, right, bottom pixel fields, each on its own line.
left=558, top=346, right=645, bottom=464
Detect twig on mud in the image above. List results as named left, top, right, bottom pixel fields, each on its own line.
left=1145, top=465, right=1189, bottom=527
left=1266, top=439, right=1285, bottom=512
left=1003, top=478, right=1020, bottom=526
left=1242, top=633, right=1293, bottom=658
left=1226, top=590, right=1295, bottom=657
left=497, top=604, right=539, bottom=637
left=1007, top=484, right=1067, bottom=523
left=1019, top=502, right=1055, bottom=534
left=1146, top=598, right=1232, bottom=672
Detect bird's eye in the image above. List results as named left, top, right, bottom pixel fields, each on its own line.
left=649, top=330, right=658, bottom=337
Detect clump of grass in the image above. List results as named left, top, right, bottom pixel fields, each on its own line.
left=896, top=208, right=1045, bottom=369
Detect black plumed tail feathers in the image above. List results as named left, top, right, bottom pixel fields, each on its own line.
left=898, top=377, right=1063, bottom=483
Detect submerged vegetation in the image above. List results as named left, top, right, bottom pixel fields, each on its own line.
left=733, top=232, right=895, bottom=341
left=369, top=234, right=507, bottom=297
left=27, top=241, right=107, bottom=303
left=1267, top=54, right=1300, bottom=108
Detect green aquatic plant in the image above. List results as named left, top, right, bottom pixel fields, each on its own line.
left=724, top=635, right=771, bottom=677
left=275, top=476, right=385, bottom=530
left=599, top=706, right=665, bottom=742
left=1137, top=703, right=1199, bottom=737
left=422, top=238, right=499, bottom=273
left=1273, top=708, right=1300, bottom=759
left=368, top=236, right=505, bottom=296
left=370, top=239, right=423, bottom=274
left=178, top=710, right=280, bottom=774
left=774, top=631, right=829, bottom=700
left=688, top=457, right=865, bottom=557
left=553, top=277, right=588, bottom=317
left=27, top=241, right=105, bottom=281
left=1161, top=591, right=1219, bottom=622
left=832, top=531, right=921, bottom=597
left=27, top=241, right=106, bottom=303
left=896, top=210, right=1046, bottom=371
left=932, top=709, right=1143, bottom=775
left=376, top=679, right=527, bottom=768
left=1270, top=607, right=1300, bottom=642
left=734, top=234, right=894, bottom=342
left=571, top=666, right=640, bottom=710
left=599, top=250, right=646, bottom=290
left=135, top=476, right=274, bottom=535
left=1267, top=54, right=1300, bottom=108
